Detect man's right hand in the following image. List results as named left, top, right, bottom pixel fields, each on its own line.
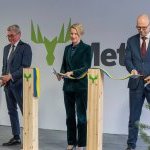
left=131, top=69, right=138, bottom=75
left=0, top=79, right=4, bottom=86
left=0, top=79, right=2, bottom=85
left=0, top=76, right=7, bottom=86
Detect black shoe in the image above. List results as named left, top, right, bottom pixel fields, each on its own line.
left=2, top=137, right=21, bottom=146
left=126, top=147, right=135, bottom=150
left=20, top=143, right=23, bottom=150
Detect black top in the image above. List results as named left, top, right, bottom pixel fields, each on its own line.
left=60, top=40, right=93, bottom=92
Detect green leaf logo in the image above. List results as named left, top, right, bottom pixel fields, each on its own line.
left=31, top=19, right=71, bottom=66
left=89, top=74, right=98, bottom=84
left=24, top=73, right=31, bottom=82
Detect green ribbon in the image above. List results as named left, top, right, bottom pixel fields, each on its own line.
left=60, top=67, right=142, bottom=80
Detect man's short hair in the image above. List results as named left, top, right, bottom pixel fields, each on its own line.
left=7, top=24, right=21, bottom=34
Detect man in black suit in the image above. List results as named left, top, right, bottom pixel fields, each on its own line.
left=125, top=14, right=150, bottom=150
left=1, top=24, right=32, bottom=146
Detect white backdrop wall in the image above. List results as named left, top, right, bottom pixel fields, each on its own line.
left=0, top=0, right=150, bottom=135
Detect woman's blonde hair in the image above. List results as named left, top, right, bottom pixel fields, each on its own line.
left=70, top=23, right=84, bottom=36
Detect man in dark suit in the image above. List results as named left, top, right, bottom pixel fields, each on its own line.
left=125, top=14, right=150, bottom=150
left=1, top=24, right=32, bottom=146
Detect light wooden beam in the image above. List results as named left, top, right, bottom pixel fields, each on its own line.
left=23, top=68, right=38, bottom=150
left=87, top=68, right=103, bottom=150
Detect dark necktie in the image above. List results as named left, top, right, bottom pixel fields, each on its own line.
left=6, top=45, right=15, bottom=73
left=141, top=36, right=147, bottom=57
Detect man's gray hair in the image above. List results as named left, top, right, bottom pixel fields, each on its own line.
left=7, top=24, right=21, bottom=34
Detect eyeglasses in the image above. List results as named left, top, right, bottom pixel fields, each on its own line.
left=136, top=24, right=150, bottom=30
left=7, top=34, right=17, bottom=38
left=6, top=32, right=20, bottom=38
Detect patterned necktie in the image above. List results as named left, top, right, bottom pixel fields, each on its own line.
left=141, top=36, right=147, bottom=57
left=6, top=45, right=15, bottom=73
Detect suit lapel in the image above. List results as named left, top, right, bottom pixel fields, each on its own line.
left=135, top=34, right=143, bottom=60
left=137, top=35, right=150, bottom=59
left=66, top=45, right=73, bottom=68
left=145, top=39, right=150, bottom=58
left=71, top=41, right=84, bottom=60
left=72, top=43, right=82, bottom=59
left=6, top=45, right=11, bottom=59
left=9, top=40, right=22, bottom=64
left=66, top=41, right=84, bottom=68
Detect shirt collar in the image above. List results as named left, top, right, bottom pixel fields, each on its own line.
left=140, top=32, right=150, bottom=39
left=11, top=40, right=20, bottom=47
left=71, top=40, right=81, bottom=48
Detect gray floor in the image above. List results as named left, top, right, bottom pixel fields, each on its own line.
left=0, top=125, right=148, bottom=150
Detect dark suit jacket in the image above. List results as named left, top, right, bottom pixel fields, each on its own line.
left=60, top=40, right=93, bottom=92
left=2, top=40, right=32, bottom=87
left=125, top=34, right=150, bottom=90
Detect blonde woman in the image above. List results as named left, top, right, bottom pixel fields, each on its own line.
left=59, top=23, right=93, bottom=150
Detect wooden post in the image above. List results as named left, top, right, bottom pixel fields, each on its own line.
left=87, top=68, right=103, bottom=150
left=23, top=68, right=39, bottom=150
